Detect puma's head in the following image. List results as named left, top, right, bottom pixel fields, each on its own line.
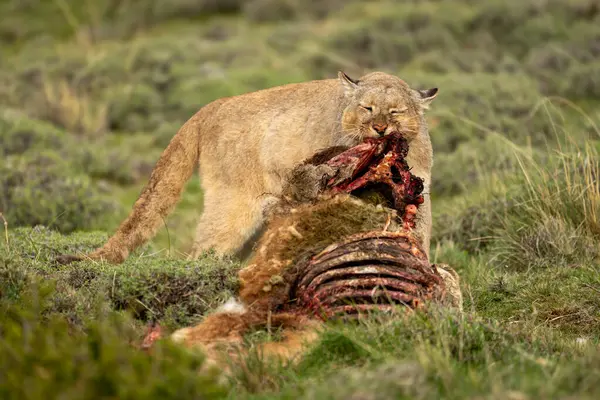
left=339, top=71, right=438, bottom=141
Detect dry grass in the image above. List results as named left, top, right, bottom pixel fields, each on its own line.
left=491, top=136, right=600, bottom=271
left=0, top=212, right=8, bottom=252
left=41, top=78, right=108, bottom=135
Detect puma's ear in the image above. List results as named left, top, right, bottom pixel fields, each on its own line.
left=416, top=88, right=438, bottom=109
left=338, top=71, right=359, bottom=94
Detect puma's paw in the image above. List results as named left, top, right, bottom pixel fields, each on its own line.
left=53, top=254, right=85, bottom=265
left=89, top=248, right=127, bottom=264
left=54, top=248, right=127, bottom=265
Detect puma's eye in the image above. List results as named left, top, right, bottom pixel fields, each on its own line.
left=390, top=107, right=407, bottom=115
left=360, top=105, right=373, bottom=112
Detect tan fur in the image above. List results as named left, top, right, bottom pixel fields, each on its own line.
left=170, top=310, right=322, bottom=368
left=84, top=71, right=438, bottom=263
left=435, top=263, right=463, bottom=311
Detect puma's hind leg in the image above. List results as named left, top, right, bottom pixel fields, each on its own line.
left=188, top=189, right=273, bottom=259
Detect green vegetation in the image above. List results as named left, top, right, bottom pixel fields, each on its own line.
left=0, top=0, right=599, bottom=398
left=1, top=227, right=240, bottom=330
left=1, top=282, right=227, bottom=399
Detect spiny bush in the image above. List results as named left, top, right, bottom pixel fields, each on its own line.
left=303, top=1, right=472, bottom=73
left=0, top=0, right=246, bottom=44
left=407, top=47, right=520, bottom=75
left=0, top=106, right=185, bottom=242
left=243, top=0, right=362, bottom=22
left=76, top=134, right=161, bottom=184
left=0, top=108, right=156, bottom=188
left=4, top=35, right=246, bottom=136
left=4, top=52, right=159, bottom=136
left=433, top=197, right=512, bottom=254
left=526, top=30, right=600, bottom=98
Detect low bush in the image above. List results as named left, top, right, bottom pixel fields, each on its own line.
left=0, top=109, right=66, bottom=156
left=0, top=153, right=116, bottom=233
left=0, top=108, right=156, bottom=191
left=2, top=227, right=241, bottom=330
left=0, top=0, right=246, bottom=45
left=433, top=195, right=513, bottom=254
left=422, top=73, right=566, bottom=153
left=431, top=135, right=542, bottom=196
left=243, top=0, right=362, bottom=22
left=0, top=280, right=226, bottom=400
left=434, top=141, right=600, bottom=263
left=526, top=31, right=600, bottom=98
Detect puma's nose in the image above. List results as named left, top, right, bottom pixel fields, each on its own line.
left=372, top=123, right=388, bottom=136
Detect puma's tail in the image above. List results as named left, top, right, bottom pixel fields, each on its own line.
left=88, top=115, right=202, bottom=264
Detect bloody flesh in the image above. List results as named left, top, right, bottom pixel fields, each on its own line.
left=320, top=131, right=424, bottom=229
left=288, top=132, right=445, bottom=320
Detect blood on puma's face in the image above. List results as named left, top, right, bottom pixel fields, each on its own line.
left=339, top=71, right=438, bottom=141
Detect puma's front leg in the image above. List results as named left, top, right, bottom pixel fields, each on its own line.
left=188, top=188, right=274, bottom=259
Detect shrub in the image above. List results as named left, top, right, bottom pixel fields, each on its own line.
left=76, top=135, right=160, bottom=185
left=408, top=47, right=520, bottom=75
left=0, top=0, right=246, bottom=44
left=420, top=73, right=566, bottom=153
left=0, top=109, right=66, bottom=156
left=0, top=280, right=227, bottom=400
left=0, top=107, right=156, bottom=186
left=106, top=83, right=165, bottom=132
left=431, top=135, right=542, bottom=196
left=243, top=0, right=361, bottom=22
left=0, top=151, right=117, bottom=233
left=526, top=30, right=600, bottom=98
left=433, top=194, right=513, bottom=254
left=465, top=1, right=583, bottom=56
left=434, top=140, right=600, bottom=269
left=4, top=40, right=172, bottom=135
left=3, top=227, right=240, bottom=330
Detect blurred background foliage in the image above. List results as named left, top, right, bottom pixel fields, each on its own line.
left=1, top=1, right=600, bottom=398
left=0, top=0, right=598, bottom=249
left=0, top=0, right=599, bottom=246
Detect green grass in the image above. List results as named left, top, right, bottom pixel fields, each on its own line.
left=1, top=226, right=240, bottom=331
left=226, top=309, right=600, bottom=399
left=0, top=282, right=227, bottom=400
left=1, top=0, right=600, bottom=398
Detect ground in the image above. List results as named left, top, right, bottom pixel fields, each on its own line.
left=0, top=0, right=599, bottom=398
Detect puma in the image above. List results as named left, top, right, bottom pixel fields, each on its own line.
left=65, top=71, right=438, bottom=264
